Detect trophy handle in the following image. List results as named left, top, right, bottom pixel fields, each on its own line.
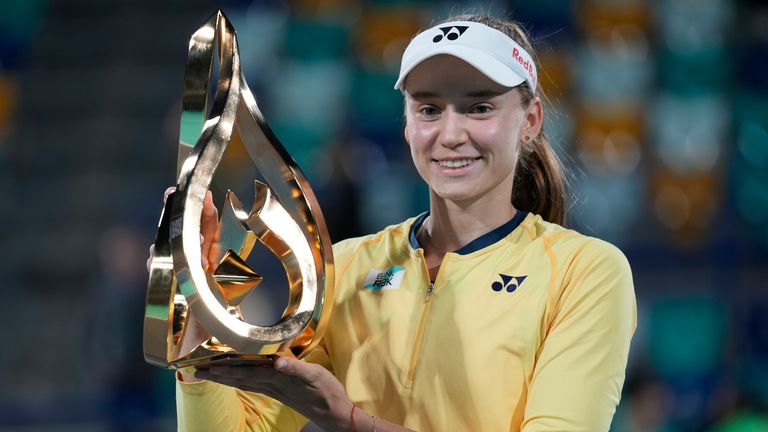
left=144, top=11, right=334, bottom=368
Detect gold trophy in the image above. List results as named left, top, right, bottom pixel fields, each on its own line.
left=143, top=11, right=334, bottom=372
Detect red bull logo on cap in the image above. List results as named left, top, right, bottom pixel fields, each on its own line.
left=512, top=47, right=536, bottom=86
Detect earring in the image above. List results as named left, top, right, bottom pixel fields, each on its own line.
left=525, top=135, right=530, bottom=141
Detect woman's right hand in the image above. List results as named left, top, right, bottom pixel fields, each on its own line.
left=199, top=188, right=221, bottom=272
left=146, top=187, right=221, bottom=272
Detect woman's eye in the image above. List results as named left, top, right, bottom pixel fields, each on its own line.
left=470, top=104, right=493, bottom=114
left=419, top=106, right=440, bottom=117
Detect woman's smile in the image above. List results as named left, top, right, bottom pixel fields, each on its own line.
left=433, top=156, right=482, bottom=175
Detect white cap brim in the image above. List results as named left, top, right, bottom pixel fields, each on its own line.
left=394, top=21, right=537, bottom=92
left=393, top=45, right=527, bottom=90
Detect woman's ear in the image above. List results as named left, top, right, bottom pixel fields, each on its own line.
left=521, top=96, right=544, bottom=143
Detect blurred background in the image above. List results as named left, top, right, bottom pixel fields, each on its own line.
left=1, top=0, right=767, bottom=430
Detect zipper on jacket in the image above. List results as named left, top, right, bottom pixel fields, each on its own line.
left=405, top=250, right=439, bottom=389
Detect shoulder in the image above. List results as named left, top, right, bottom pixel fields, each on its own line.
left=571, top=237, right=632, bottom=278
left=520, top=216, right=637, bottom=339
left=329, top=216, right=420, bottom=300
left=520, top=213, right=631, bottom=276
left=331, top=215, right=420, bottom=270
left=520, top=214, right=634, bottom=318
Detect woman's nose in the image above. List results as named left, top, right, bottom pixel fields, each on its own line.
left=437, top=111, right=469, bottom=149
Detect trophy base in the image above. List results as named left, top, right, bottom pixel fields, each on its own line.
left=174, top=353, right=283, bottom=375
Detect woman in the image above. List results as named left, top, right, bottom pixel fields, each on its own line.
left=173, top=14, right=636, bottom=432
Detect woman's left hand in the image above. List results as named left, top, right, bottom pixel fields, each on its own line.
left=195, top=357, right=352, bottom=430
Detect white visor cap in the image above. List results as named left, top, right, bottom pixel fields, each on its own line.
left=394, top=21, right=537, bottom=92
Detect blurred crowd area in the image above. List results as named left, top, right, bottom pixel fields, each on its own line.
left=1, top=0, right=767, bottom=431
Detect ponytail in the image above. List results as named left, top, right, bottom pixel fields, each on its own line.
left=512, top=124, right=567, bottom=225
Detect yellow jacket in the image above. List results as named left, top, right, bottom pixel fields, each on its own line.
left=177, top=212, right=637, bottom=431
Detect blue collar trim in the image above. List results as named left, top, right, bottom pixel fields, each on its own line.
left=409, top=213, right=429, bottom=250
left=408, top=211, right=528, bottom=255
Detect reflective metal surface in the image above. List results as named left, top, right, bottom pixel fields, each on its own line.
left=143, top=11, right=334, bottom=371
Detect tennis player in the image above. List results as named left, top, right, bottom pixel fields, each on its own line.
left=171, top=13, right=637, bottom=432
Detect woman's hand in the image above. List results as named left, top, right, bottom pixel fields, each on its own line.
left=199, top=188, right=221, bottom=271
left=146, top=187, right=220, bottom=272
left=195, top=358, right=353, bottom=431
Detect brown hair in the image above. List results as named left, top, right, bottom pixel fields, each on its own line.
left=438, top=14, right=568, bottom=225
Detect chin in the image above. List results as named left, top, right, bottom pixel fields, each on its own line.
left=430, top=186, right=482, bottom=203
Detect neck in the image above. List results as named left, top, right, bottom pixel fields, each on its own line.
left=422, top=189, right=517, bottom=253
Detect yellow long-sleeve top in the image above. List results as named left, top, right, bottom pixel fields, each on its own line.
left=177, top=212, right=637, bottom=431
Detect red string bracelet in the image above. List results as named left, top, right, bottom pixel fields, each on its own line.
left=350, top=404, right=357, bottom=432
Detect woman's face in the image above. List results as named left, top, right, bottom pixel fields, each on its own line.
left=403, top=54, right=540, bottom=206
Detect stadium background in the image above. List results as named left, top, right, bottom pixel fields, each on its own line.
left=1, top=0, right=767, bottom=430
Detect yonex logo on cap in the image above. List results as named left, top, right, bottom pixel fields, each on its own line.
left=432, top=26, right=468, bottom=43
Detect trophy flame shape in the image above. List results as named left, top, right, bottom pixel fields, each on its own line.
left=144, top=11, right=334, bottom=371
